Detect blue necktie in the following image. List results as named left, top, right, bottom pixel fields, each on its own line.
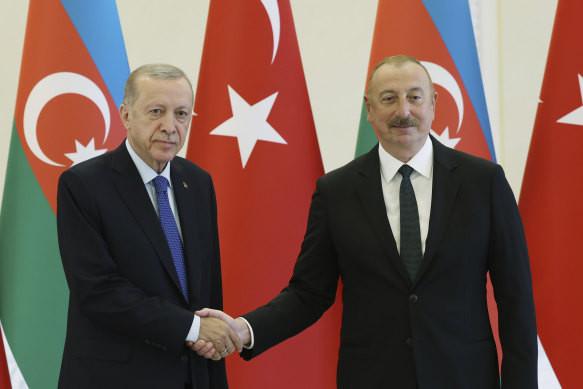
left=153, top=175, right=189, bottom=302
left=399, top=164, right=422, bottom=281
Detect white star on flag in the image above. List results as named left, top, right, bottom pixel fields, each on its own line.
left=210, top=85, right=286, bottom=168
left=430, top=127, right=461, bottom=149
left=557, top=74, right=583, bottom=126
left=64, top=138, right=107, bottom=166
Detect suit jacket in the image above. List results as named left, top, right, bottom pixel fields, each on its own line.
left=241, top=136, right=537, bottom=388
left=57, top=142, right=227, bottom=389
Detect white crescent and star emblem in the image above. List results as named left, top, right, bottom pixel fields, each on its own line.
left=23, top=72, right=111, bottom=167
left=210, top=85, right=286, bottom=168
left=557, top=73, right=583, bottom=126
left=421, top=61, right=463, bottom=149
left=208, top=1, right=285, bottom=169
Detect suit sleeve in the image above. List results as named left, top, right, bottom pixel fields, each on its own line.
left=241, top=177, right=340, bottom=360
left=57, top=168, right=194, bottom=355
left=487, top=165, right=538, bottom=387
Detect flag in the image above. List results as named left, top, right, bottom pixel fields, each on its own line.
left=186, top=0, right=342, bottom=387
left=519, top=0, right=583, bottom=387
left=1, top=321, right=27, bottom=389
left=0, top=1, right=128, bottom=387
left=0, top=323, right=11, bottom=388
left=354, top=0, right=501, bottom=362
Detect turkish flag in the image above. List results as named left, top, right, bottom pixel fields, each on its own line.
left=186, top=1, right=341, bottom=387
left=519, top=0, right=583, bottom=386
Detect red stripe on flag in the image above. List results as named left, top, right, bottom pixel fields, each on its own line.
left=0, top=326, right=12, bottom=389
left=13, top=0, right=125, bottom=214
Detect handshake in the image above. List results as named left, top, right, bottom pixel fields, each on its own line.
left=186, top=308, right=252, bottom=361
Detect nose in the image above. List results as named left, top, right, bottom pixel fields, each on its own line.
left=395, top=99, right=410, bottom=118
left=160, top=112, right=177, bottom=134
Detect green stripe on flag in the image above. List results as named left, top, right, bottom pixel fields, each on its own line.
left=355, top=102, right=378, bottom=157
left=0, top=122, right=68, bottom=388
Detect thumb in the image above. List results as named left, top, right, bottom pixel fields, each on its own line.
left=195, top=308, right=211, bottom=317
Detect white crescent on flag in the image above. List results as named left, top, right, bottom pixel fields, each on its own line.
left=23, top=72, right=111, bottom=166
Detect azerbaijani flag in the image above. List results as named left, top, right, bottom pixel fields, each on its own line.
left=0, top=1, right=128, bottom=387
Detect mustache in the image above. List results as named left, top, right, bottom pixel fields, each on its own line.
left=389, top=117, right=420, bottom=127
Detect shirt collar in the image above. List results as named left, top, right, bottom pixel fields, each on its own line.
left=125, top=139, right=172, bottom=187
left=379, top=135, right=433, bottom=183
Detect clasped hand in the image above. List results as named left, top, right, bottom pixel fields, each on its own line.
left=185, top=309, right=250, bottom=360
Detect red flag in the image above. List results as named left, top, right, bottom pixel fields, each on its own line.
left=0, top=325, right=11, bottom=389
left=519, top=0, right=583, bottom=386
left=187, top=1, right=341, bottom=387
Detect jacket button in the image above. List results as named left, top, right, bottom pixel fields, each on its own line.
left=409, top=294, right=418, bottom=303
left=406, top=337, right=414, bottom=347
left=180, top=354, right=189, bottom=363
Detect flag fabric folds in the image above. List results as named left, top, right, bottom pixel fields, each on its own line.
left=186, top=0, right=341, bottom=387
left=0, top=1, right=128, bottom=387
left=354, top=0, right=501, bottom=363
left=519, top=0, right=583, bottom=387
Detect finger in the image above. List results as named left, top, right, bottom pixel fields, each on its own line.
left=204, top=346, right=217, bottom=359
left=192, top=340, right=214, bottom=357
left=195, top=308, right=211, bottom=317
left=223, top=334, right=236, bottom=355
left=211, top=351, right=221, bottom=361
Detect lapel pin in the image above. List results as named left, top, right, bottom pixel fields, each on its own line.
left=183, top=181, right=189, bottom=190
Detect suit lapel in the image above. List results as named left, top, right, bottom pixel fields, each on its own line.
left=356, top=146, right=413, bottom=286
left=110, top=143, right=185, bottom=301
left=171, top=162, right=202, bottom=305
left=417, top=137, right=460, bottom=282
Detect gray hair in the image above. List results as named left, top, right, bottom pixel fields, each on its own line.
left=366, top=55, right=435, bottom=96
left=123, top=63, right=193, bottom=106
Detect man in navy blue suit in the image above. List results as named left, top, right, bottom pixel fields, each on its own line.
left=195, top=55, right=538, bottom=388
left=57, top=64, right=241, bottom=389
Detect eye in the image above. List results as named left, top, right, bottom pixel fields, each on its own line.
left=176, top=110, right=189, bottom=121
left=409, top=95, right=423, bottom=104
left=149, top=108, right=162, bottom=116
left=381, top=95, right=395, bottom=103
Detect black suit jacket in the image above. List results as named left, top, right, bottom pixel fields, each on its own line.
left=241, top=137, right=537, bottom=388
left=57, top=142, right=227, bottom=389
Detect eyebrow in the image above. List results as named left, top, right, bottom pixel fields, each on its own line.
left=379, top=86, right=425, bottom=96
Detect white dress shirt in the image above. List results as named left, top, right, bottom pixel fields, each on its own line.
left=125, top=139, right=200, bottom=342
left=378, top=136, right=433, bottom=256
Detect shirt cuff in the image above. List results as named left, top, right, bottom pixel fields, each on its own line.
left=237, top=317, right=255, bottom=349
left=185, top=314, right=201, bottom=342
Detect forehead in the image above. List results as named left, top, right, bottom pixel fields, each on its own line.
left=134, top=75, right=193, bottom=106
left=369, top=62, right=432, bottom=95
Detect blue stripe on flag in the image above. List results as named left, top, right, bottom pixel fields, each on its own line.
left=422, top=0, right=496, bottom=162
left=60, top=0, right=129, bottom=108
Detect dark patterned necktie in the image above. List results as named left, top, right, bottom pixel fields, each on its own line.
left=398, top=164, right=422, bottom=281
left=153, top=175, right=189, bottom=302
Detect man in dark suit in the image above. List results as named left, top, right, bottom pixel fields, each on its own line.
left=57, top=64, right=241, bottom=389
left=196, top=55, right=538, bottom=388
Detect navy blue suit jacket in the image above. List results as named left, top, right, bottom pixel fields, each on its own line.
left=57, top=142, right=227, bottom=389
left=241, top=136, right=537, bottom=388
